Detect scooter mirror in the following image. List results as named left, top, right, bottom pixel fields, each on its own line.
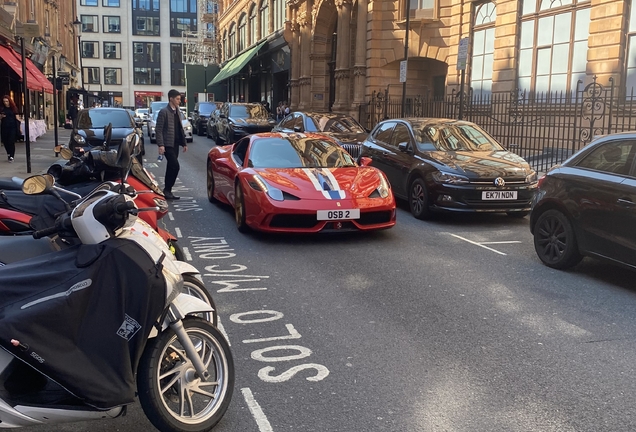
left=59, top=147, right=74, bottom=160
left=22, top=174, right=54, bottom=195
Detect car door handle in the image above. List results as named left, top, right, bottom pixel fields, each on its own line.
left=617, top=198, right=635, bottom=206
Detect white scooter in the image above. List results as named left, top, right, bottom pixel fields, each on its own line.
left=0, top=175, right=234, bottom=431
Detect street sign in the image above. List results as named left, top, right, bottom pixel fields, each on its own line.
left=457, top=37, right=469, bottom=71
left=399, top=60, right=407, bottom=83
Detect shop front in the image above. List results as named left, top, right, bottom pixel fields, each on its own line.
left=134, top=91, right=163, bottom=108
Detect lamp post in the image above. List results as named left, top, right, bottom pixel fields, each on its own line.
left=72, top=17, right=83, bottom=90
left=203, top=59, right=209, bottom=96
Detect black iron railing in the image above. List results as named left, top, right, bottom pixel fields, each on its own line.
left=359, top=77, right=636, bottom=172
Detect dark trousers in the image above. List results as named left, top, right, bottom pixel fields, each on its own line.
left=2, top=133, right=15, bottom=158
left=164, top=145, right=180, bottom=192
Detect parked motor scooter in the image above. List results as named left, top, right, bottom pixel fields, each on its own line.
left=0, top=174, right=234, bottom=431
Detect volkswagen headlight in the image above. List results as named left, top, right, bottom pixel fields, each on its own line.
left=248, top=175, right=284, bottom=201
left=431, top=171, right=469, bottom=185
left=73, top=133, right=86, bottom=145
left=375, top=174, right=391, bottom=198
left=526, top=171, right=538, bottom=184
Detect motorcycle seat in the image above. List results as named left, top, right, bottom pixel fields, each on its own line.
left=0, top=236, right=58, bottom=266
left=0, top=177, right=24, bottom=191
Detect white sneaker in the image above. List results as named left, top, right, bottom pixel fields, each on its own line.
left=8, top=156, right=13, bottom=163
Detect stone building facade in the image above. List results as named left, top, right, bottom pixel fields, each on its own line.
left=217, top=0, right=636, bottom=115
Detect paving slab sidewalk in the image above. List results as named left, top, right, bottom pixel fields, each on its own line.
left=0, top=129, right=70, bottom=178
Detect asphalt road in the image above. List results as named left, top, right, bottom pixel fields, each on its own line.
left=26, top=132, right=636, bottom=431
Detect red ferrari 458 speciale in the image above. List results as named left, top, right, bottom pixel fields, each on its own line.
left=206, top=132, right=396, bottom=233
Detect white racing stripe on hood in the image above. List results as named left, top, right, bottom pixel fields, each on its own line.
left=302, top=168, right=346, bottom=199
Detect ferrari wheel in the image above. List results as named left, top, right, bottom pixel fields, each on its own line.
left=234, top=183, right=249, bottom=233
left=207, top=162, right=218, bottom=203
left=409, top=178, right=431, bottom=220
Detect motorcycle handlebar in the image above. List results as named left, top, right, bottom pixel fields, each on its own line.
left=114, top=200, right=135, bottom=214
left=32, top=225, right=59, bottom=239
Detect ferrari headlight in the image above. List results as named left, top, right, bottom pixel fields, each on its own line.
left=73, top=133, right=86, bottom=145
left=375, top=174, right=390, bottom=198
left=431, top=171, right=469, bottom=185
left=248, top=175, right=284, bottom=201
left=526, top=171, right=538, bottom=183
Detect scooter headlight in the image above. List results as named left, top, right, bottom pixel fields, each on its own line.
left=73, top=133, right=86, bottom=145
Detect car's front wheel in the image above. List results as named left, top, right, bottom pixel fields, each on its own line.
left=533, top=209, right=582, bottom=269
left=207, top=162, right=218, bottom=203
left=234, top=183, right=249, bottom=233
left=409, top=178, right=431, bottom=220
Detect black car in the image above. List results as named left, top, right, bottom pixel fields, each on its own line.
left=272, top=112, right=368, bottom=159
left=191, top=102, right=218, bottom=136
left=212, top=103, right=276, bottom=145
left=359, top=118, right=538, bottom=219
left=530, top=132, right=636, bottom=270
left=70, top=108, right=145, bottom=159
left=205, top=105, right=224, bottom=139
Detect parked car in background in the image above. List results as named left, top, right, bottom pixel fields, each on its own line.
left=148, top=101, right=167, bottom=115
left=359, top=118, right=538, bottom=219
left=273, top=112, right=368, bottom=159
left=191, top=102, right=219, bottom=136
left=530, top=132, right=636, bottom=270
left=134, top=108, right=149, bottom=123
left=212, top=103, right=276, bottom=145
left=206, top=105, right=224, bottom=140
left=148, top=108, right=193, bottom=144
left=69, top=107, right=145, bottom=159
left=206, top=132, right=395, bottom=233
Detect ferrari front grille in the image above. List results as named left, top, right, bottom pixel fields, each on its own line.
left=358, top=211, right=393, bottom=225
left=269, top=214, right=318, bottom=229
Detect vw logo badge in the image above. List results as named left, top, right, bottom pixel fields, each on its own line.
left=494, top=177, right=505, bottom=187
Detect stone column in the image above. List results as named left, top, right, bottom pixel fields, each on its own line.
left=290, top=18, right=301, bottom=109
left=331, top=0, right=352, bottom=112
left=298, top=10, right=312, bottom=109
left=352, top=0, right=368, bottom=108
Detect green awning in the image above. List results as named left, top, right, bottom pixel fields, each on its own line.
left=208, top=41, right=266, bottom=86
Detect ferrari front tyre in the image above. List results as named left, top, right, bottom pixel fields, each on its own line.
left=137, top=317, right=234, bottom=432
left=234, top=183, right=249, bottom=233
left=206, top=162, right=218, bottom=203
left=409, top=178, right=431, bottom=220
left=182, top=275, right=218, bottom=327
left=533, top=209, right=582, bottom=269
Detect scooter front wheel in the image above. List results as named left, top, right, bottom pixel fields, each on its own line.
left=138, top=317, right=234, bottom=432
left=182, top=275, right=218, bottom=327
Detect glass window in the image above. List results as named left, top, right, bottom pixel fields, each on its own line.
left=411, top=123, right=504, bottom=152
left=81, top=15, right=98, bottom=32
left=81, top=41, right=99, bottom=58
left=249, top=5, right=257, bottom=44
left=248, top=137, right=355, bottom=169
left=171, top=68, right=185, bottom=86
left=307, top=114, right=366, bottom=133
left=83, top=67, right=100, bottom=84
left=259, top=0, right=269, bottom=38
left=373, top=122, right=395, bottom=144
left=518, top=0, right=590, bottom=93
left=104, top=68, right=122, bottom=85
left=81, top=0, right=98, bottom=5
left=228, top=23, right=236, bottom=57
left=626, top=2, right=636, bottom=95
left=133, top=42, right=161, bottom=63
left=103, top=42, right=121, bottom=59
left=408, top=0, right=436, bottom=19
left=238, top=14, right=247, bottom=52
left=103, top=0, right=120, bottom=6
left=133, top=0, right=160, bottom=10
left=278, top=114, right=296, bottom=129
left=229, top=104, right=268, bottom=118
left=134, top=16, right=160, bottom=35
left=77, top=109, right=134, bottom=129
left=103, top=16, right=121, bottom=33
left=273, top=0, right=285, bottom=30
left=171, top=17, right=197, bottom=37
left=390, top=124, right=412, bottom=148
left=134, top=67, right=161, bottom=85
left=576, top=140, right=636, bottom=175
left=470, top=3, right=496, bottom=98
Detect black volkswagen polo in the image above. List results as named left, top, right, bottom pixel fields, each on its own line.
left=359, top=118, right=538, bottom=219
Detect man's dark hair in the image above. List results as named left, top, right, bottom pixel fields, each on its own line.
left=168, top=89, right=181, bottom=99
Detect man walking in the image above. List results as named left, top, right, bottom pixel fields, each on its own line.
left=156, top=89, right=188, bottom=200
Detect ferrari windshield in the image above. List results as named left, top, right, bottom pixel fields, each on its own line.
left=77, top=109, right=134, bottom=129
left=248, top=137, right=356, bottom=168
left=412, top=122, right=504, bottom=152
left=230, top=104, right=269, bottom=119
left=306, top=114, right=366, bottom=134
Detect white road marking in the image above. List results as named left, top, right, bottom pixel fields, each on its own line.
left=242, top=388, right=274, bottom=432
left=449, top=233, right=507, bottom=256
left=168, top=212, right=174, bottom=221
left=479, top=241, right=522, bottom=245
left=175, top=227, right=182, bottom=238
left=182, top=247, right=193, bottom=261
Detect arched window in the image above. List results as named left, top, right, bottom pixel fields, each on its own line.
left=222, top=30, right=227, bottom=61
left=259, top=0, right=269, bottom=39
left=228, top=23, right=236, bottom=58
left=273, top=0, right=285, bottom=30
left=249, top=4, right=257, bottom=45
left=519, top=0, right=590, bottom=94
left=238, top=14, right=247, bottom=52
left=471, top=2, right=496, bottom=98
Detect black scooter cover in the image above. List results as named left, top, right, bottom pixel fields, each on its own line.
left=0, top=238, right=166, bottom=409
